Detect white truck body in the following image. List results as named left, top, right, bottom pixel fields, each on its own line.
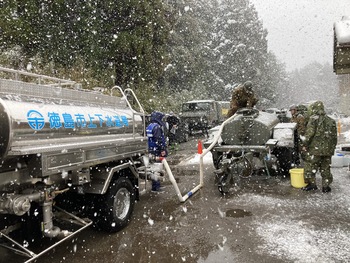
left=0, top=67, right=148, bottom=262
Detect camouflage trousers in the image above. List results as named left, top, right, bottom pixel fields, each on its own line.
left=304, top=155, right=333, bottom=187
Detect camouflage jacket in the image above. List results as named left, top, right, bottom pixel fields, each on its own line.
left=290, top=113, right=306, bottom=136
left=231, top=85, right=259, bottom=108
left=303, top=101, right=337, bottom=156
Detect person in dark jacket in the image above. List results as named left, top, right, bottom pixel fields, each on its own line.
left=227, top=81, right=259, bottom=118
left=166, top=112, right=180, bottom=150
left=146, top=111, right=167, bottom=192
left=301, top=101, right=337, bottom=193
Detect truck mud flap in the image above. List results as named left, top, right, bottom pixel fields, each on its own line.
left=0, top=206, right=93, bottom=263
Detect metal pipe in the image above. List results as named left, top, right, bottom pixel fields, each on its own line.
left=0, top=192, right=43, bottom=216
left=0, top=66, right=76, bottom=86
left=42, top=201, right=61, bottom=238
left=110, top=86, right=145, bottom=140
left=0, top=232, right=36, bottom=258
left=24, top=218, right=92, bottom=263
left=124, top=88, right=145, bottom=114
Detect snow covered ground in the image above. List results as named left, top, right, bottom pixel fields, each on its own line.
left=177, top=130, right=350, bottom=262
left=198, top=166, right=350, bottom=263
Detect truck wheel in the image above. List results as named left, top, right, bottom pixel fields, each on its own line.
left=237, top=157, right=253, bottom=178
left=218, top=174, right=231, bottom=195
left=98, top=177, right=135, bottom=232
left=213, top=153, right=223, bottom=169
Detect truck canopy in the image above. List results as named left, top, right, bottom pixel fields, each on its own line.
left=182, top=100, right=215, bottom=112
left=333, top=16, right=350, bottom=74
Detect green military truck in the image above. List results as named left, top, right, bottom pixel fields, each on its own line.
left=179, top=100, right=230, bottom=135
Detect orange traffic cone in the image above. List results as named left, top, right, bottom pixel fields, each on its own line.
left=197, top=139, right=203, bottom=154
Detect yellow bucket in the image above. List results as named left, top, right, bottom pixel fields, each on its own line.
left=289, top=168, right=307, bottom=188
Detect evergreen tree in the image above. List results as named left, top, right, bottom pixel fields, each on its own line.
left=159, top=0, right=210, bottom=94
left=161, top=0, right=283, bottom=106
left=0, top=0, right=170, bottom=89
left=0, top=0, right=288, bottom=110
left=281, top=62, right=339, bottom=109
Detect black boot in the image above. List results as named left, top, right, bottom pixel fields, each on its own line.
left=301, top=183, right=318, bottom=191
left=322, top=186, right=331, bottom=193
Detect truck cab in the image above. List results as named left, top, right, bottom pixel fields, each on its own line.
left=333, top=16, right=350, bottom=74
left=180, top=100, right=229, bottom=135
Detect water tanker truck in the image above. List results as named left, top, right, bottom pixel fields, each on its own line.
left=0, top=67, right=150, bottom=261
left=204, top=108, right=298, bottom=195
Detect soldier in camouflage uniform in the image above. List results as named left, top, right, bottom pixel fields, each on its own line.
left=290, top=105, right=306, bottom=137
left=301, top=101, right=337, bottom=193
left=227, top=81, right=259, bottom=118
left=290, top=105, right=306, bottom=165
left=297, top=104, right=309, bottom=125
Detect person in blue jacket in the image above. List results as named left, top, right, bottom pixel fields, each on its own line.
left=146, top=111, right=168, bottom=191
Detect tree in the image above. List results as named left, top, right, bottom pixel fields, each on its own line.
left=282, top=62, right=339, bottom=110
left=161, top=0, right=285, bottom=107
left=207, top=0, right=270, bottom=99
left=0, top=0, right=288, bottom=112
left=158, top=0, right=211, bottom=94
left=0, top=0, right=170, bottom=89
left=88, top=0, right=170, bottom=88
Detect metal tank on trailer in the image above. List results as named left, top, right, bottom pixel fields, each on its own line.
left=221, top=108, right=279, bottom=145
left=205, top=108, right=298, bottom=195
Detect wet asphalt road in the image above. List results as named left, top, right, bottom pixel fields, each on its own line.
left=5, top=128, right=350, bottom=263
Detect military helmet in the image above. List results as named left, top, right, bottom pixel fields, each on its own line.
left=289, top=104, right=297, bottom=111
left=243, top=81, right=253, bottom=92
left=244, top=81, right=252, bottom=89
left=297, top=104, right=308, bottom=114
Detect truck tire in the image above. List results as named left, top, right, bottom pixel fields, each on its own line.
left=218, top=174, right=232, bottom=195
left=98, top=177, right=135, bottom=232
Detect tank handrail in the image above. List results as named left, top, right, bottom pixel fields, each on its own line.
left=111, top=86, right=145, bottom=114
left=124, top=88, right=145, bottom=115
left=110, top=86, right=145, bottom=138
left=124, top=88, right=146, bottom=138
left=0, top=66, right=76, bottom=87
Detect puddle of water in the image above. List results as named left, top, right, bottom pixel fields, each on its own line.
left=225, top=209, right=252, bottom=218
left=198, top=245, right=236, bottom=263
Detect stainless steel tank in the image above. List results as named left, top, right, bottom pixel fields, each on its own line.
left=0, top=79, right=144, bottom=159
